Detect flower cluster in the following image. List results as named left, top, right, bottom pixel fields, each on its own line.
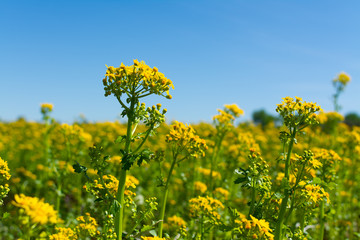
left=333, top=72, right=351, bottom=86
left=0, top=157, right=10, bottom=205
left=40, top=103, right=53, bottom=114
left=103, top=59, right=174, bottom=99
left=197, top=167, right=221, bottom=180
left=300, top=184, right=330, bottom=205
left=12, top=194, right=61, bottom=225
left=167, top=215, right=186, bottom=228
left=165, top=121, right=208, bottom=158
left=75, top=213, right=99, bottom=238
left=317, top=111, right=344, bottom=124
left=213, top=187, right=230, bottom=200
left=141, top=237, right=167, bottom=240
left=276, top=96, right=322, bottom=129
left=224, top=104, right=244, bottom=117
left=313, top=148, right=341, bottom=182
left=84, top=174, right=139, bottom=202
left=189, top=196, right=225, bottom=223
left=165, top=215, right=187, bottom=238
left=248, top=148, right=269, bottom=177
left=61, top=123, right=92, bottom=143
left=233, top=215, right=274, bottom=240
left=143, top=103, right=167, bottom=127
left=49, top=227, right=77, bottom=240
left=291, top=150, right=322, bottom=180
left=194, top=181, right=208, bottom=194
left=213, top=104, right=244, bottom=130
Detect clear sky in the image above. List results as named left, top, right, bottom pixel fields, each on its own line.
left=1, top=0, right=359, bottom=123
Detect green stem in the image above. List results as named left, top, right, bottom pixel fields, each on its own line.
left=300, top=209, right=305, bottom=232
left=158, top=153, right=178, bottom=238
left=274, top=128, right=297, bottom=240
left=125, top=207, right=152, bottom=238
left=132, top=125, right=154, bottom=155
left=115, top=98, right=135, bottom=240
left=200, top=215, right=204, bottom=240
left=115, top=169, right=127, bottom=240
left=319, top=200, right=325, bottom=240
left=55, top=183, right=62, bottom=213
left=248, top=179, right=256, bottom=218
left=209, top=132, right=225, bottom=195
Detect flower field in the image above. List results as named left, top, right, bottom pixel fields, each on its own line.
left=0, top=61, right=358, bottom=240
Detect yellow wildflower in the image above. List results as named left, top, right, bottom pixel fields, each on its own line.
left=41, top=103, right=53, bottom=114
left=49, top=227, right=77, bottom=240
left=166, top=121, right=208, bottom=158
left=333, top=72, right=351, bottom=85
left=189, top=196, right=224, bottom=222
left=13, top=194, right=61, bottom=225
left=194, top=181, right=208, bottom=194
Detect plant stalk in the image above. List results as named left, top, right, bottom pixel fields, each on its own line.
left=158, top=153, right=177, bottom=237
left=274, top=128, right=297, bottom=240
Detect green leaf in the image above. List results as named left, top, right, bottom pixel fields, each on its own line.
left=115, top=135, right=127, bottom=144
left=2, top=212, right=9, bottom=219
left=327, top=182, right=336, bottom=190
left=73, top=162, right=87, bottom=173
left=313, top=177, right=322, bottom=185
left=234, top=177, right=247, bottom=184
left=110, top=200, right=121, bottom=215
left=149, top=230, right=157, bottom=237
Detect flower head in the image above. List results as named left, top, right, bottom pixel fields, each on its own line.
left=166, top=121, right=208, bottom=158
left=13, top=194, right=61, bottom=225
left=40, top=103, right=53, bottom=114
left=276, top=96, right=322, bottom=129
left=333, top=72, right=351, bottom=85
left=103, top=60, right=174, bottom=99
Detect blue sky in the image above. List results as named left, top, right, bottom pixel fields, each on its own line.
left=1, top=0, right=359, bottom=123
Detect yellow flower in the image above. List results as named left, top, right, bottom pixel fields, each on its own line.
left=302, top=184, right=330, bottom=204
left=141, top=237, right=167, bottom=240
left=166, top=121, right=208, bottom=158
left=103, top=60, right=174, bottom=99
left=0, top=157, right=11, bottom=181
left=41, top=103, right=53, bottom=114
left=75, top=213, right=98, bottom=237
left=167, top=215, right=187, bottom=228
left=197, top=167, right=221, bottom=180
left=276, top=96, right=322, bottom=128
left=333, top=72, right=351, bottom=85
left=194, top=181, right=208, bottom=194
left=13, top=194, right=61, bottom=225
left=49, top=227, right=77, bottom=240
left=189, top=196, right=224, bottom=222
left=16, top=167, right=37, bottom=180
left=213, top=187, right=230, bottom=200
left=224, top=104, right=244, bottom=117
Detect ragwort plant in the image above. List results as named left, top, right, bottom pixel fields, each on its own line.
left=158, top=121, right=208, bottom=238
left=101, top=60, right=174, bottom=240
left=332, top=72, right=351, bottom=112
left=210, top=104, right=243, bottom=193
left=274, top=96, right=322, bottom=240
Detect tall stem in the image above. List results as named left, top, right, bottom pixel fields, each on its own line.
left=209, top=132, right=225, bottom=195
left=319, top=200, right=325, bottom=240
left=200, top=214, right=205, bottom=240
left=115, top=98, right=135, bottom=240
left=299, top=209, right=305, bottom=231
left=248, top=179, right=256, bottom=218
left=158, top=153, right=177, bottom=238
left=274, top=128, right=297, bottom=240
